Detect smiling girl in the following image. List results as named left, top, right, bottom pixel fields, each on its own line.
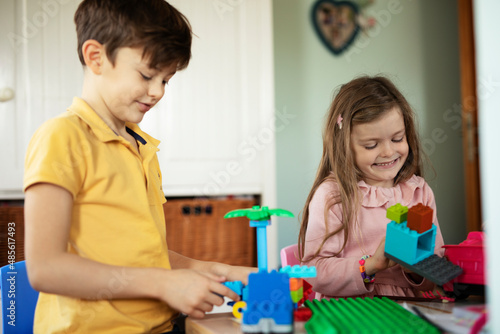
left=298, top=76, right=445, bottom=299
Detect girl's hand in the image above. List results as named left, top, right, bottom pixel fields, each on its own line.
left=157, top=268, right=240, bottom=319
left=363, top=237, right=397, bottom=276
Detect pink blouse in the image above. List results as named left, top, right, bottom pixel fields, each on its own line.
left=303, top=175, right=445, bottom=299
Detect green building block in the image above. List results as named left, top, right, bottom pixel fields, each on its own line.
left=291, top=287, right=303, bottom=303
left=304, top=297, right=440, bottom=334
left=386, top=203, right=408, bottom=223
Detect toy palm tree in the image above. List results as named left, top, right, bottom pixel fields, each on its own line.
left=224, top=206, right=294, bottom=272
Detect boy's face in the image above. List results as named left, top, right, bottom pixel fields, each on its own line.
left=350, top=107, right=409, bottom=188
left=97, top=47, right=177, bottom=124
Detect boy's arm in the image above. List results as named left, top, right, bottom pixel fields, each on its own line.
left=24, top=183, right=239, bottom=318
left=168, top=250, right=256, bottom=285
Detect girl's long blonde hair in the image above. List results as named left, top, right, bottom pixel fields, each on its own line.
left=298, top=76, right=424, bottom=262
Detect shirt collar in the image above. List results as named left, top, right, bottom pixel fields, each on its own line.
left=68, top=97, right=160, bottom=148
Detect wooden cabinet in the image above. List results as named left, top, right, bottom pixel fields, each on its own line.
left=0, top=206, right=25, bottom=267
left=164, top=198, right=257, bottom=267
left=0, top=198, right=258, bottom=268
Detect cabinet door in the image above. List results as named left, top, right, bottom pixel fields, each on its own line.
left=0, top=0, right=275, bottom=201
left=0, top=0, right=82, bottom=198
left=139, top=0, right=275, bottom=197
left=0, top=0, right=21, bottom=196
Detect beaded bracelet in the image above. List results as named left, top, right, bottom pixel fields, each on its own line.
left=359, top=255, right=375, bottom=283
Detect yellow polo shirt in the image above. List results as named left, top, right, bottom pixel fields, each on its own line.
left=24, top=97, right=177, bottom=333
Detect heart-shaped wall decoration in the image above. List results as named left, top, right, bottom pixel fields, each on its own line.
left=311, top=0, right=360, bottom=56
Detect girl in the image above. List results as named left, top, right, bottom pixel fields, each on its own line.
left=298, top=76, right=444, bottom=299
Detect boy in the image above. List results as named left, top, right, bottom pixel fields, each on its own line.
left=23, top=1, right=252, bottom=333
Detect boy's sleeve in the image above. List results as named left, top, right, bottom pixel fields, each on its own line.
left=24, top=118, right=87, bottom=198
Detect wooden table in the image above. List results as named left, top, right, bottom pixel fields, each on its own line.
left=186, top=297, right=486, bottom=334
left=185, top=313, right=243, bottom=334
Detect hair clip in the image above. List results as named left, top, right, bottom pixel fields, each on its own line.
left=337, top=115, right=343, bottom=129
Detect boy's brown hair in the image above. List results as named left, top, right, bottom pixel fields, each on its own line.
left=74, top=0, right=192, bottom=70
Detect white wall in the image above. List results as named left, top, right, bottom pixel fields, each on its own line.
left=474, top=1, right=500, bottom=331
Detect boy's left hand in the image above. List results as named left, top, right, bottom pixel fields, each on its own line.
left=208, top=263, right=257, bottom=285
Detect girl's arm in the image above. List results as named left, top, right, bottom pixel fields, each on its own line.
left=303, top=183, right=372, bottom=297
left=25, top=183, right=239, bottom=319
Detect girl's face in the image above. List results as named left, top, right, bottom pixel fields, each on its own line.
left=350, top=107, right=409, bottom=188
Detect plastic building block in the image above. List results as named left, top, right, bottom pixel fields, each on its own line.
left=385, top=221, right=436, bottom=265
left=290, top=288, right=303, bottom=303
left=385, top=253, right=463, bottom=286
left=386, top=203, right=408, bottom=223
left=223, top=281, right=244, bottom=296
left=407, top=203, right=433, bottom=233
left=304, top=297, right=440, bottom=334
left=224, top=206, right=318, bottom=332
left=299, top=284, right=314, bottom=306
left=279, top=265, right=317, bottom=278
left=225, top=206, right=294, bottom=272
left=242, top=270, right=293, bottom=333
left=232, top=301, right=247, bottom=319
left=443, top=231, right=485, bottom=286
left=293, top=307, right=312, bottom=322
left=224, top=206, right=294, bottom=221
left=384, top=203, right=463, bottom=287
left=442, top=231, right=485, bottom=295
left=289, top=278, right=302, bottom=291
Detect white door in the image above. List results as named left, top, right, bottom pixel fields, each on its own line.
left=0, top=0, right=82, bottom=198
left=0, top=0, right=22, bottom=196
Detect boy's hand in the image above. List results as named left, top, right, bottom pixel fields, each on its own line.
left=158, top=269, right=239, bottom=319
left=208, top=263, right=258, bottom=285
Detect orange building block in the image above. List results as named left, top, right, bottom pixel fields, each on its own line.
left=290, top=278, right=303, bottom=291
left=407, top=203, right=433, bottom=233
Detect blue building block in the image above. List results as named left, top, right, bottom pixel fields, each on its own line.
left=242, top=270, right=294, bottom=333
left=223, top=281, right=244, bottom=296
left=385, top=221, right=436, bottom=265
left=279, top=265, right=317, bottom=278
left=386, top=203, right=408, bottom=223
left=249, top=220, right=271, bottom=272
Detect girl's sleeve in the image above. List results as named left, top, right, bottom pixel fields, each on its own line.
left=303, top=183, right=374, bottom=297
